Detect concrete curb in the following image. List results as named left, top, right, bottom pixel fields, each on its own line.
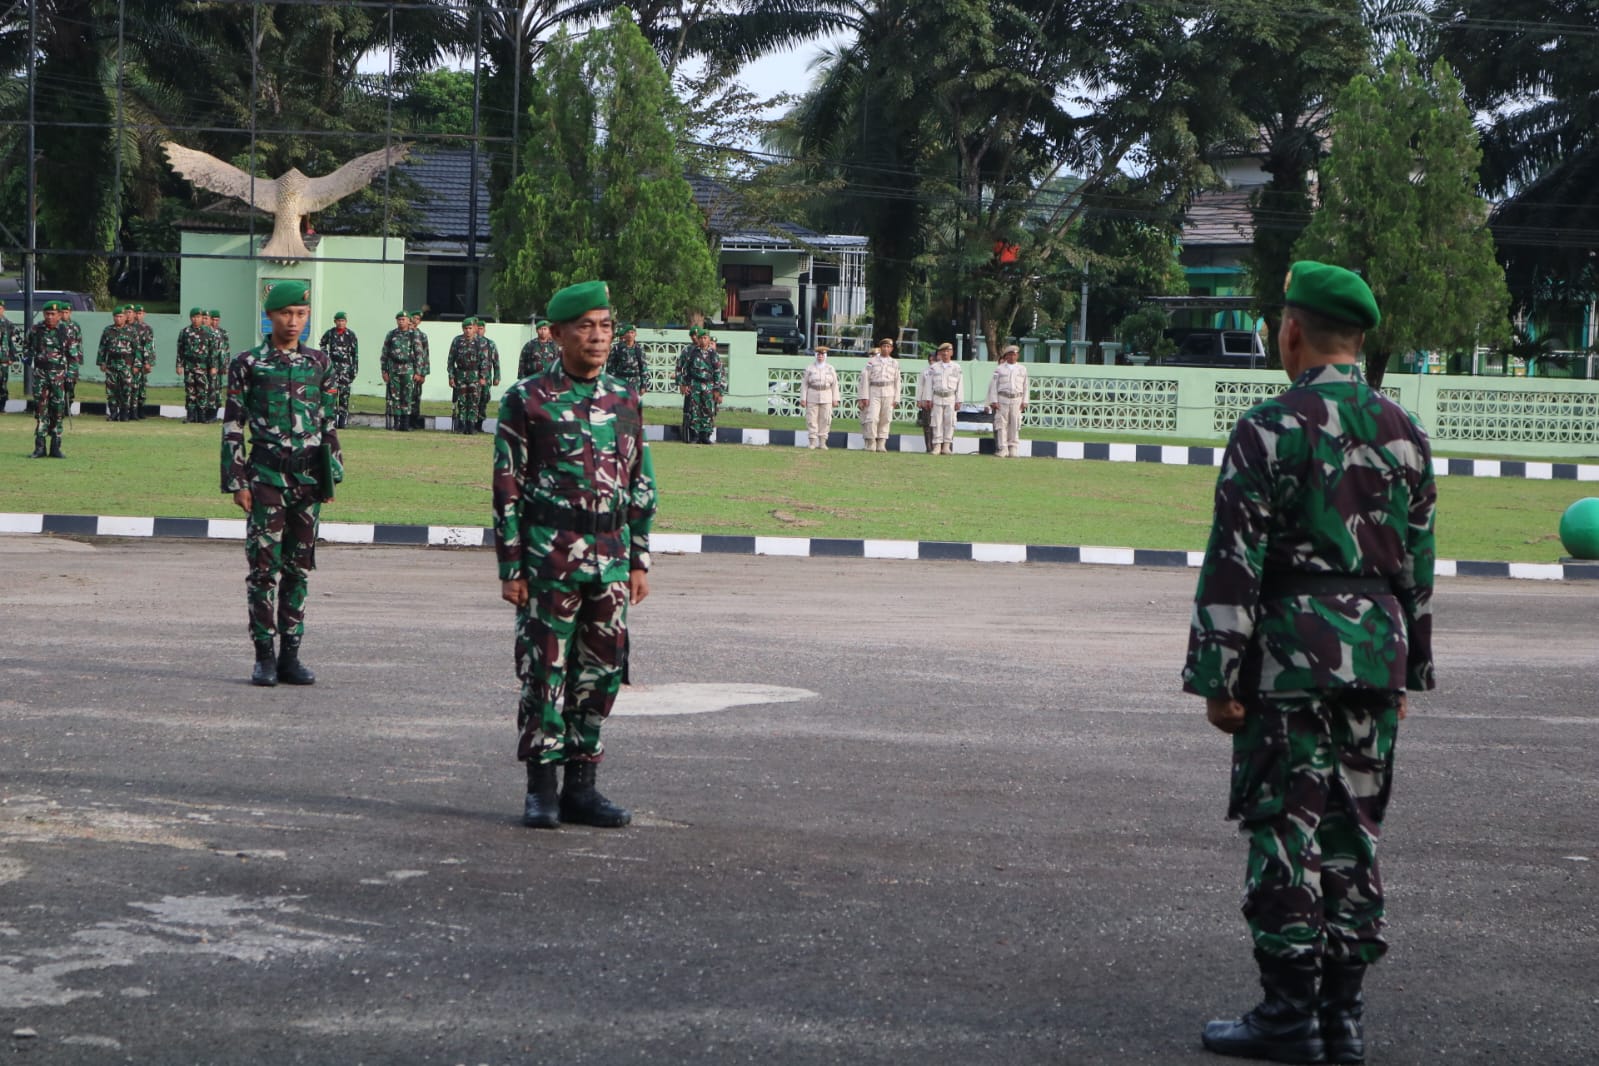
left=4, top=511, right=1597, bottom=582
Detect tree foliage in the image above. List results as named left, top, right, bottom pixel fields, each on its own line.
left=493, top=12, right=719, bottom=323
left=1294, top=48, right=1511, bottom=386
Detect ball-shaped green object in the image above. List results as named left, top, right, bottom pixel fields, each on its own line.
left=1559, top=497, right=1599, bottom=560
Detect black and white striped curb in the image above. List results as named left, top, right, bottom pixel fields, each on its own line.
left=4, top=512, right=1597, bottom=582
left=9, top=400, right=1598, bottom=481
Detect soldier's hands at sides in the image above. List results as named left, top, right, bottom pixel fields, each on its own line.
left=628, top=568, right=649, bottom=606
left=680, top=386, right=689, bottom=395
left=501, top=578, right=529, bottom=608
left=1205, top=696, right=1247, bottom=734
left=232, top=488, right=252, bottom=514
left=1397, top=694, right=1408, bottom=721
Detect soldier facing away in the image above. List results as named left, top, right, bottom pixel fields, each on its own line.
left=221, top=280, right=343, bottom=687
left=493, top=280, right=655, bottom=830
left=1183, top=261, right=1436, bottom=1065
left=318, top=311, right=360, bottom=429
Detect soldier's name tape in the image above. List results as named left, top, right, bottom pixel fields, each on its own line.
left=5, top=398, right=1593, bottom=483
left=3, top=512, right=1595, bottom=582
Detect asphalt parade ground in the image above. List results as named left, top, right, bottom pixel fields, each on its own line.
left=2, top=538, right=1596, bottom=1065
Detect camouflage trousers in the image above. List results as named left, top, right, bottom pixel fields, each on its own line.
left=333, top=380, right=353, bottom=423
left=1, top=364, right=10, bottom=407
left=452, top=385, right=484, bottom=432
left=131, top=364, right=149, bottom=413
left=204, top=369, right=226, bottom=414
left=680, top=384, right=718, bottom=443
left=182, top=367, right=210, bottom=421
left=385, top=374, right=419, bottom=429
left=103, top=362, right=135, bottom=416
left=32, top=378, right=69, bottom=444
left=514, top=578, right=629, bottom=765
left=1230, top=690, right=1400, bottom=965
left=244, top=478, right=321, bottom=644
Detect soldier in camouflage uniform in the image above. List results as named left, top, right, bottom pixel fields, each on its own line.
left=607, top=323, right=648, bottom=406
left=222, top=280, right=343, bottom=688
left=127, top=305, right=154, bottom=419
left=176, top=308, right=213, bottom=423
left=408, top=310, right=430, bottom=429
left=58, top=306, right=84, bottom=407
left=96, top=305, right=138, bottom=421
left=474, top=317, right=501, bottom=430
left=673, top=327, right=725, bottom=444
left=447, top=318, right=485, bottom=434
left=518, top=319, right=560, bottom=379
left=1184, top=262, right=1435, bottom=1066
left=26, top=302, right=74, bottom=458
left=0, top=302, right=21, bottom=411
left=317, top=311, right=360, bottom=429
left=206, top=311, right=231, bottom=421
left=380, top=311, right=420, bottom=431
left=494, top=280, right=655, bottom=830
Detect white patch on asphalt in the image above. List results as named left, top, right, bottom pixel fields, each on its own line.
left=0, top=858, right=27, bottom=885
left=0, top=894, right=360, bottom=1009
left=359, top=870, right=427, bottom=885
left=611, top=683, right=815, bottom=717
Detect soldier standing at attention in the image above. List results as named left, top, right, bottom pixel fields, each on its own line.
left=408, top=310, right=430, bottom=429
left=176, top=308, right=212, bottom=423
left=519, top=318, right=559, bottom=379
left=58, top=305, right=84, bottom=407
left=987, top=344, right=1029, bottom=457
left=474, top=316, right=501, bottom=431
left=447, top=318, right=483, bottom=434
left=607, top=323, right=648, bottom=404
left=96, top=305, right=137, bottom=421
left=0, top=302, right=20, bottom=411
left=318, top=311, right=360, bottom=429
left=222, top=281, right=342, bottom=688
left=858, top=337, right=900, bottom=452
left=494, top=280, right=655, bottom=829
left=1185, top=262, right=1435, bottom=1066
left=917, top=342, right=962, bottom=455
left=26, top=302, right=74, bottom=458
left=673, top=327, right=725, bottom=444
left=801, top=344, right=840, bottom=449
left=202, top=311, right=228, bottom=421
left=128, top=305, right=155, bottom=419
left=380, top=311, right=418, bottom=431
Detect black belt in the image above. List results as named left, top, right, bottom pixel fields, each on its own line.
left=1260, top=572, right=1394, bottom=598
left=527, top=500, right=624, bottom=533
left=250, top=447, right=321, bottom=474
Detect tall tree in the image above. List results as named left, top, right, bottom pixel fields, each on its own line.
left=494, top=12, right=719, bottom=322
left=1294, top=47, right=1510, bottom=386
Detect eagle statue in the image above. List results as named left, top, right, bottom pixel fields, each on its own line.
left=163, top=142, right=413, bottom=261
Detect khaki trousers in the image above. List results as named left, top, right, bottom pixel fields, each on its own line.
left=930, top=401, right=956, bottom=448
left=993, top=400, right=1023, bottom=455
left=862, top=385, right=895, bottom=445
left=805, top=402, right=833, bottom=448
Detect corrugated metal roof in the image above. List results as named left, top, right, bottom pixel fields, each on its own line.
left=1182, top=190, right=1255, bottom=248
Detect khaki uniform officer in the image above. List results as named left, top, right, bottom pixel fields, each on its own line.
left=801, top=345, right=841, bottom=449
left=857, top=337, right=900, bottom=451
left=987, top=345, right=1029, bottom=457
left=916, top=342, right=962, bottom=454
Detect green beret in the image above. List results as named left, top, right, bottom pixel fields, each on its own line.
left=395, top=310, right=408, bottom=320
left=189, top=307, right=205, bottom=316
left=208, top=309, right=221, bottom=318
left=461, top=317, right=477, bottom=327
left=534, top=318, right=551, bottom=328
left=263, top=280, right=309, bottom=312
left=409, top=310, right=423, bottom=318
left=43, top=301, right=64, bottom=312
left=334, top=311, right=348, bottom=321
left=546, top=280, right=610, bottom=324
left=1284, top=260, right=1380, bottom=329
left=132, top=304, right=144, bottom=312
left=618, top=322, right=635, bottom=334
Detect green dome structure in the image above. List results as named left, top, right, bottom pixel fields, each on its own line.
left=1558, top=497, right=1599, bottom=560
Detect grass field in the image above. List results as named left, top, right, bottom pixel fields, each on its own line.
left=0, top=408, right=1586, bottom=562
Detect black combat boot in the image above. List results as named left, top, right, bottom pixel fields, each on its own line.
left=251, top=640, right=278, bottom=687
left=1320, top=958, right=1367, bottom=1064
left=276, top=634, right=316, bottom=685
left=522, top=762, right=561, bottom=829
left=559, top=760, right=632, bottom=827
left=1202, top=952, right=1326, bottom=1063
left=48, top=438, right=64, bottom=459
left=29, top=437, right=47, bottom=458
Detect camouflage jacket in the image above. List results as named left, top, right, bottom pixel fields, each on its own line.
left=27, top=322, right=74, bottom=383
left=221, top=341, right=344, bottom=494
left=413, top=329, right=431, bottom=376
left=318, top=327, right=360, bottom=384
left=210, top=327, right=232, bottom=372
left=176, top=325, right=212, bottom=370
left=447, top=335, right=483, bottom=387
left=492, top=364, right=656, bottom=587
left=62, top=320, right=84, bottom=368
left=381, top=328, right=419, bottom=376
left=1182, top=362, right=1436, bottom=699
left=97, top=324, right=138, bottom=369
left=608, top=342, right=648, bottom=398
left=674, top=346, right=725, bottom=391
left=518, top=338, right=560, bottom=379
left=479, top=338, right=501, bottom=388
left=0, top=320, right=19, bottom=370
left=134, top=322, right=155, bottom=366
